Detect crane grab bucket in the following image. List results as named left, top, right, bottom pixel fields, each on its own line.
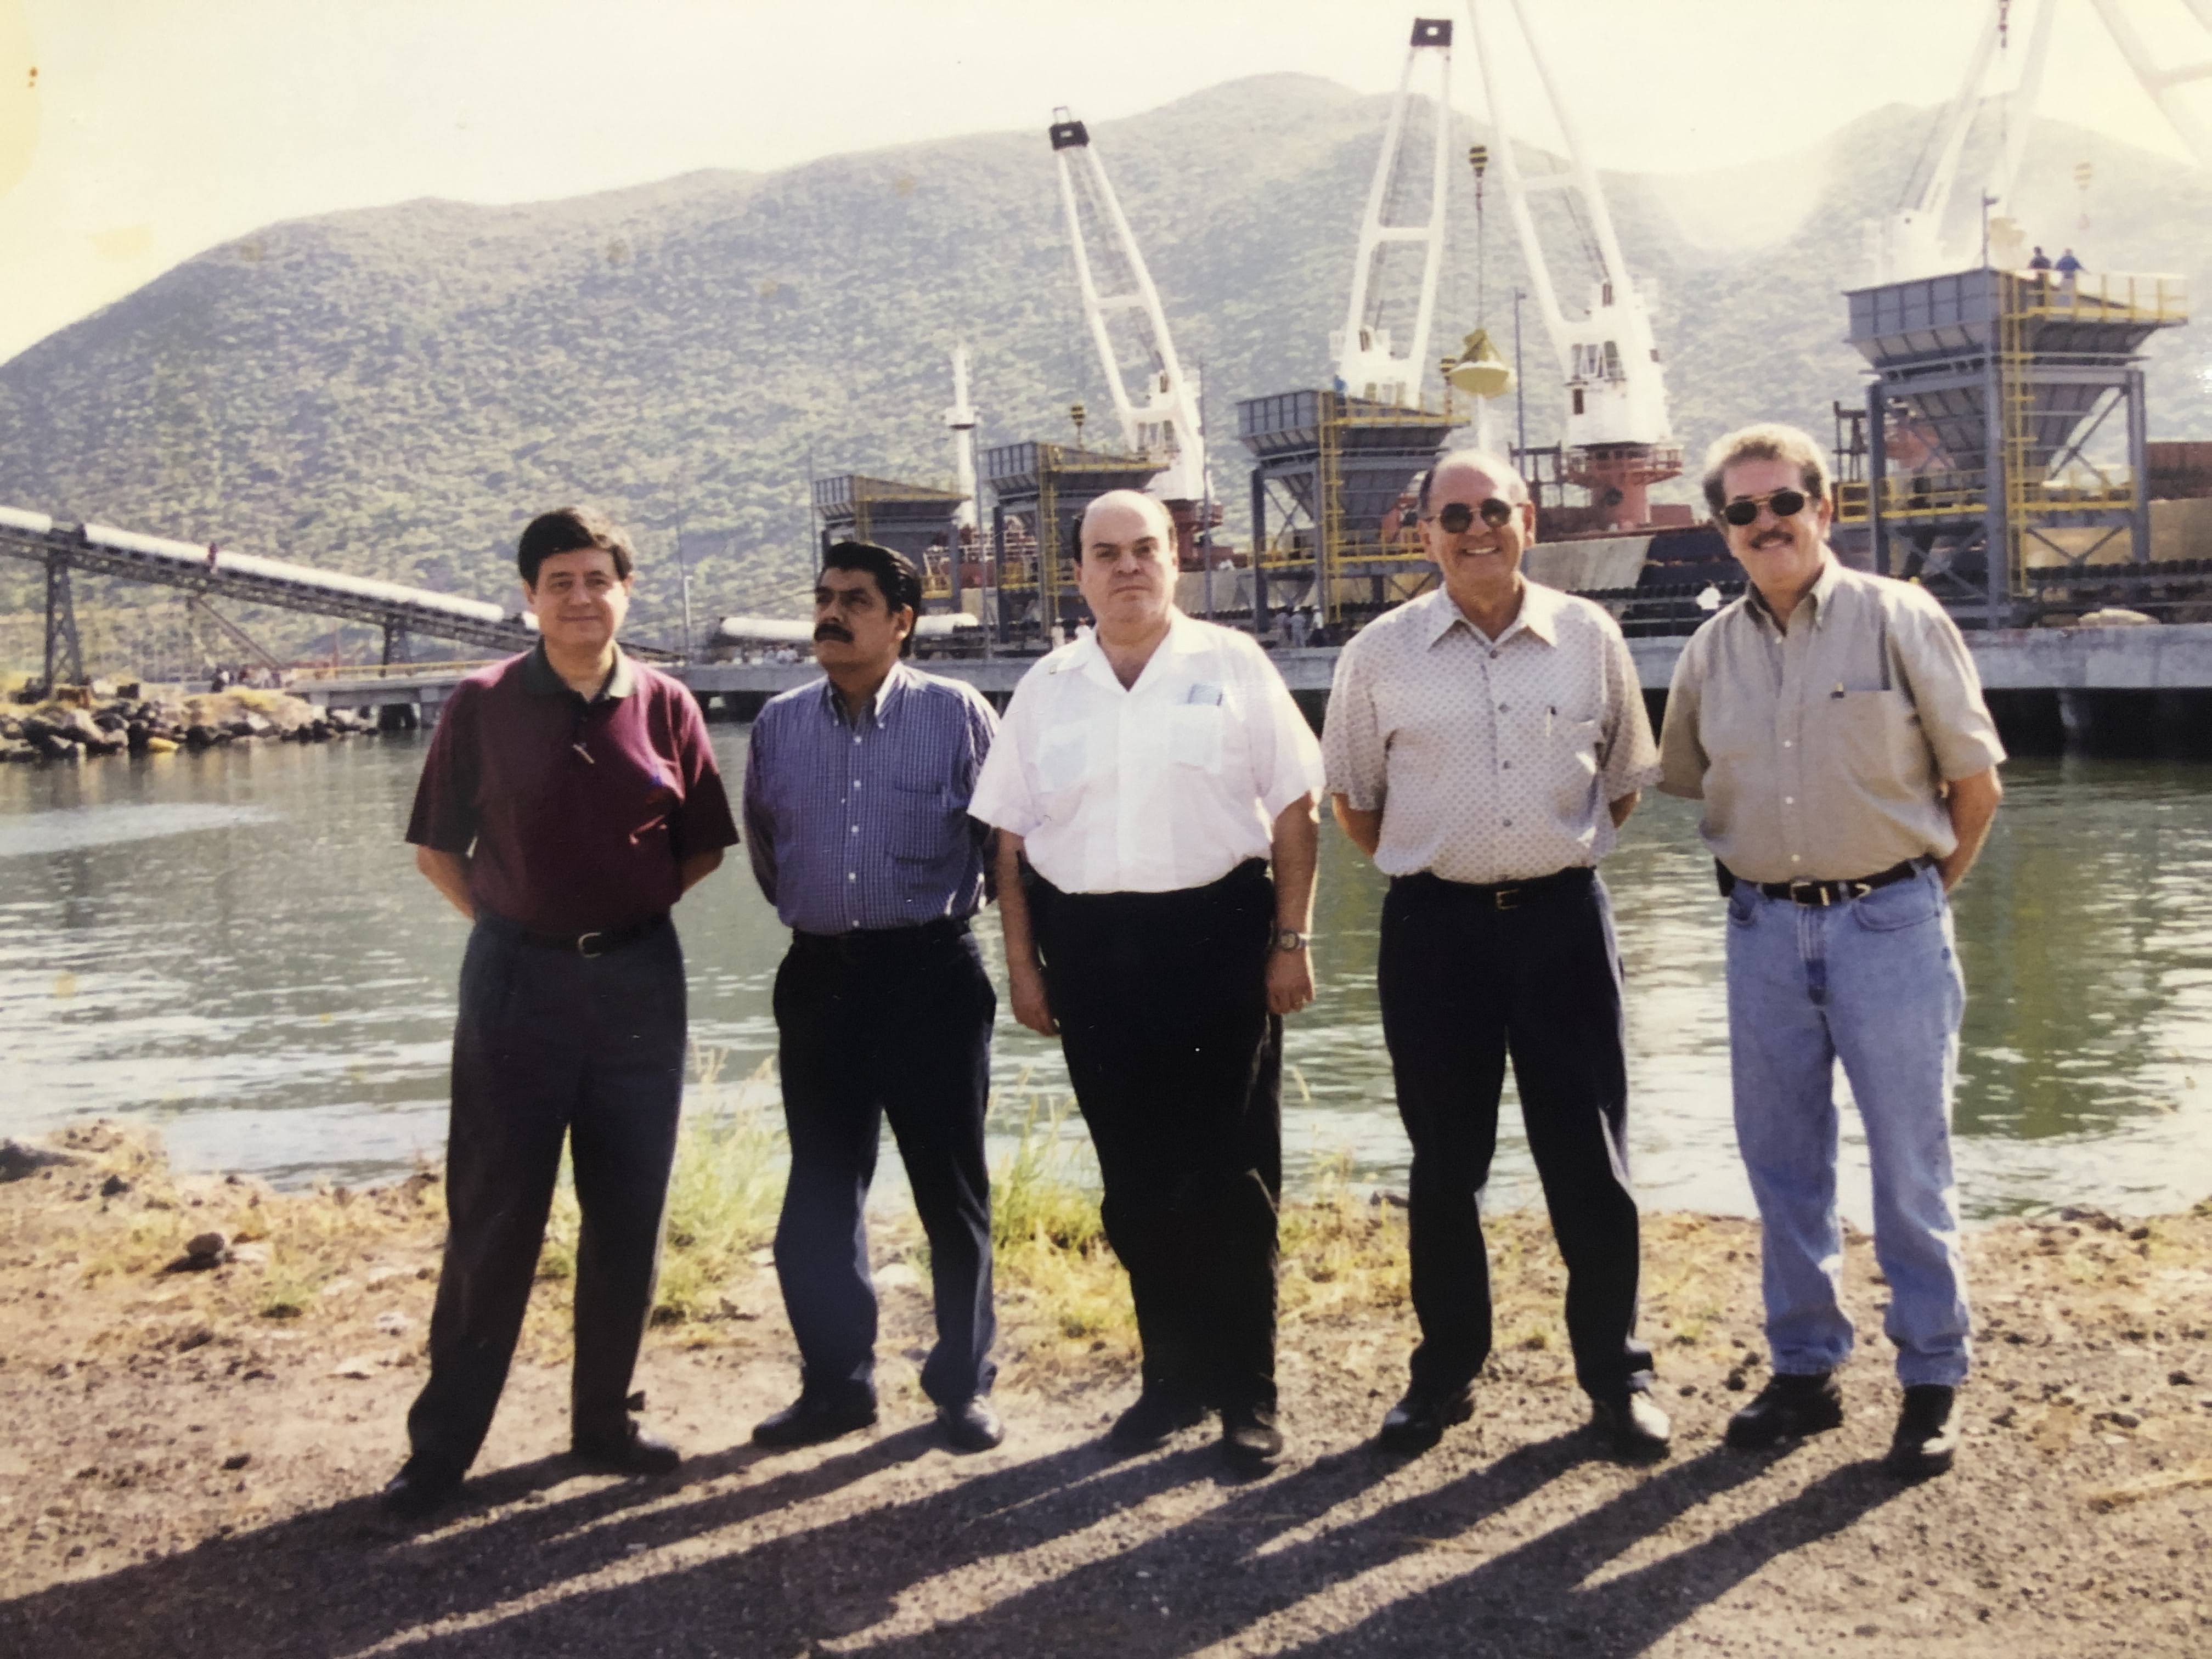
left=1443, top=329, right=1514, bottom=399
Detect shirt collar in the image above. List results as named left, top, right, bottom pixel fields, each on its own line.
left=1421, top=578, right=1560, bottom=649
left=1744, top=551, right=1841, bottom=634
left=1052, top=608, right=1200, bottom=690
left=522, top=641, right=635, bottom=702
left=817, top=658, right=916, bottom=727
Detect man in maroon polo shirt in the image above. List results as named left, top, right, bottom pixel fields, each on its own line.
left=382, top=505, right=738, bottom=1522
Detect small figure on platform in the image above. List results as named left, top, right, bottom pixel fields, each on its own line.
left=1660, top=424, right=2005, bottom=1480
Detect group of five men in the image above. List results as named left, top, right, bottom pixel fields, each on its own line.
left=379, top=417, right=2002, bottom=1521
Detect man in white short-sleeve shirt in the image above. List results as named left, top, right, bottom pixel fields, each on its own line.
left=970, top=489, right=1323, bottom=1471
left=1323, top=448, right=1669, bottom=1462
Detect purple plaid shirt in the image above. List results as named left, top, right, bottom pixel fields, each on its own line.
left=741, top=662, right=998, bottom=934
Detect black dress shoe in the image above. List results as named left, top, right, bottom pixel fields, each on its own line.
left=1220, top=1402, right=1284, bottom=1470
left=1884, top=1384, right=1958, bottom=1479
left=1109, top=1387, right=1209, bottom=1452
left=572, top=1421, right=682, bottom=1475
left=752, top=1390, right=878, bottom=1449
left=1724, top=1370, right=1844, bottom=1449
left=939, top=1397, right=1005, bottom=1453
left=1589, top=1390, right=1672, bottom=1460
left=1376, top=1383, right=1475, bottom=1454
left=379, top=1459, right=461, bottom=1522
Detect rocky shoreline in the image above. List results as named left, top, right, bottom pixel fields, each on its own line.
left=2, top=1124, right=2209, bottom=1655
left=1, top=686, right=382, bottom=764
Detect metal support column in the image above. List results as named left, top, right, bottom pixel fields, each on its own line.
left=43, top=556, right=84, bottom=691
left=992, top=503, right=1009, bottom=646
left=947, top=507, right=963, bottom=614
left=1866, top=381, right=1890, bottom=577
left=2126, top=365, right=2151, bottom=565
left=1250, top=467, right=1271, bottom=637
left=1983, top=342, right=2008, bottom=625
left=381, top=620, right=403, bottom=667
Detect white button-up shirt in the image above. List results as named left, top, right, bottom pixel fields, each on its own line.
left=969, top=610, right=1324, bottom=894
left=1323, top=582, right=1661, bottom=884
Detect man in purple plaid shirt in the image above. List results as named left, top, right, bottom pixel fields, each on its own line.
left=741, top=540, right=1005, bottom=1454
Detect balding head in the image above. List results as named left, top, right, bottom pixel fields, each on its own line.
left=1075, top=489, right=1177, bottom=641
left=1417, top=448, right=1530, bottom=515
left=1081, top=489, right=1175, bottom=550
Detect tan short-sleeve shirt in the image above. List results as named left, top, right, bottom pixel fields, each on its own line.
left=1323, top=582, right=1661, bottom=884
left=1656, top=556, right=2006, bottom=883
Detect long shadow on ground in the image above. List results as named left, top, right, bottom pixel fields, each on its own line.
left=0, top=1428, right=1905, bottom=1658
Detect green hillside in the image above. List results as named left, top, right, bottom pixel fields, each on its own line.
left=1, top=73, right=2205, bottom=656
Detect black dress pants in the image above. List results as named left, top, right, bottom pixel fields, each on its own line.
left=406, top=916, right=686, bottom=1477
left=771, top=922, right=997, bottom=1409
left=1032, top=861, right=1282, bottom=1413
left=1378, top=869, right=1654, bottom=1401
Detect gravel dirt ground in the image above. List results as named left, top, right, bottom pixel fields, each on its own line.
left=3, top=1126, right=2210, bottom=1658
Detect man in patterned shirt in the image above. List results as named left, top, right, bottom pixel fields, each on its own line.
left=1324, top=448, right=1669, bottom=1459
left=742, top=540, right=1005, bottom=1454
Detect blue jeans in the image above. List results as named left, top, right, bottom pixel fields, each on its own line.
left=1724, top=865, right=1971, bottom=1387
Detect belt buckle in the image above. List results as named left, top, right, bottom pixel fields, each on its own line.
left=1493, top=885, right=1522, bottom=911
left=576, top=930, right=607, bottom=958
left=1785, top=880, right=1828, bottom=907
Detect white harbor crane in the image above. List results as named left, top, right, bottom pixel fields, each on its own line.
left=1047, top=108, right=1207, bottom=509
left=1463, top=0, right=1679, bottom=529
left=1874, top=0, right=2212, bottom=283
left=1333, top=18, right=1456, bottom=410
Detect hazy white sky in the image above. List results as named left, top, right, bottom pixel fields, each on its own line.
left=1, top=0, right=2207, bottom=364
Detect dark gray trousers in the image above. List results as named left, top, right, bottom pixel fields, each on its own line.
left=404, top=916, right=686, bottom=1477
left=1379, top=869, right=1654, bottom=1401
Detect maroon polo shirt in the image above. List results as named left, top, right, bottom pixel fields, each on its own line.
left=405, top=644, right=739, bottom=937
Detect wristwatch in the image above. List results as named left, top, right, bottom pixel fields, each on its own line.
left=1271, top=927, right=1308, bottom=953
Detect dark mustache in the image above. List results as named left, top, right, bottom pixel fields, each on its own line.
left=813, top=622, right=853, bottom=642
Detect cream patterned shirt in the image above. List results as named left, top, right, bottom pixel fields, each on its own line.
left=969, top=610, right=1324, bottom=894
left=1323, top=582, right=1661, bottom=884
left=1657, top=555, right=2005, bottom=883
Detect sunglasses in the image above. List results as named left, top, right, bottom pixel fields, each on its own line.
left=1720, top=488, right=1818, bottom=527
left=1427, top=498, right=1517, bottom=534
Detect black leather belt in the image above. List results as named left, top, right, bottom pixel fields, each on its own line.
left=479, top=910, right=668, bottom=957
left=791, top=916, right=971, bottom=958
left=1722, top=857, right=1931, bottom=907
left=1404, top=866, right=1593, bottom=911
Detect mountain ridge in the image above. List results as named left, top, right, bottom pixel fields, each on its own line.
left=2, top=74, right=2205, bottom=641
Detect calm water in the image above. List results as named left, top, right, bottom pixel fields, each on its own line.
left=4, top=731, right=2209, bottom=1224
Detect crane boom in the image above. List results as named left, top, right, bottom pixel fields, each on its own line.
left=1876, top=1, right=2212, bottom=282
left=1334, top=18, right=1454, bottom=408
left=1048, top=109, right=1206, bottom=504
left=1464, top=0, right=1678, bottom=526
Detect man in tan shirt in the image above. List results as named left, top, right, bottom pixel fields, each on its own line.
left=1325, top=448, right=1670, bottom=1460
left=1659, top=421, right=2004, bottom=1480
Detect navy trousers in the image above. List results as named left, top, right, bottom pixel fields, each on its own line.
left=771, top=923, right=997, bottom=1409
left=1032, top=861, right=1283, bottom=1414
left=1378, top=869, right=1654, bottom=1401
left=406, top=916, right=686, bottom=1476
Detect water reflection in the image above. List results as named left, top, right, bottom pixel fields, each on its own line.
left=4, top=736, right=2208, bottom=1221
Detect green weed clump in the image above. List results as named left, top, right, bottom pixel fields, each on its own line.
left=987, top=1093, right=1133, bottom=1365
